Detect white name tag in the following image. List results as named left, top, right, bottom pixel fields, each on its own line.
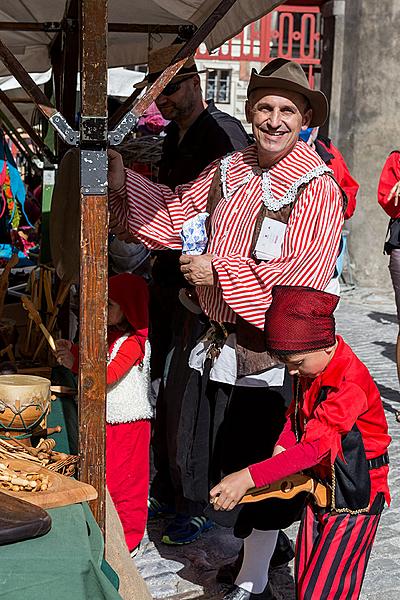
left=254, top=217, right=287, bottom=261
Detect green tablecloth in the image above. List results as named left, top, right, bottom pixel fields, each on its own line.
left=0, top=503, right=121, bottom=599
left=0, top=368, right=121, bottom=599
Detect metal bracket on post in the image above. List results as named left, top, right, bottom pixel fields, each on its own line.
left=108, top=112, right=138, bottom=146
left=80, top=150, right=108, bottom=196
left=49, top=112, right=80, bottom=145
left=80, top=117, right=108, bottom=195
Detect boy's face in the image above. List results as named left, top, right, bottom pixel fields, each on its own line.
left=282, top=344, right=336, bottom=378
left=108, top=298, right=124, bottom=327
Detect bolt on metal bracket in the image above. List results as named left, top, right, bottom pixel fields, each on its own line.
left=108, top=112, right=138, bottom=146
left=81, top=116, right=108, bottom=144
left=49, top=112, right=80, bottom=146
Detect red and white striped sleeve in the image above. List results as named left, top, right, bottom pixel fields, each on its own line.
left=109, top=162, right=218, bottom=250
left=212, top=175, right=344, bottom=329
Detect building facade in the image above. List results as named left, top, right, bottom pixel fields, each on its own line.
left=196, top=4, right=322, bottom=131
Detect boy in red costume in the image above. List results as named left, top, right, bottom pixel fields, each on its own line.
left=210, top=286, right=390, bottom=600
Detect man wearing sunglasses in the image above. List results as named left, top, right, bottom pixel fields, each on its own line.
left=134, top=44, right=251, bottom=547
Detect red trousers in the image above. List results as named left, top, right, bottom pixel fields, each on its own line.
left=106, top=420, right=151, bottom=551
left=296, top=501, right=382, bottom=599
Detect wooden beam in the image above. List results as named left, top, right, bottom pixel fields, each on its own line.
left=0, top=21, right=185, bottom=34
left=109, top=0, right=239, bottom=133
left=0, top=38, right=56, bottom=120
left=78, top=0, right=108, bottom=534
left=0, top=89, right=56, bottom=162
left=0, top=108, right=34, bottom=158
left=0, top=119, right=30, bottom=160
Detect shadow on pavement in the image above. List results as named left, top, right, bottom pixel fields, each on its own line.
left=376, top=383, right=400, bottom=416
left=372, top=340, right=396, bottom=363
left=368, top=311, right=398, bottom=326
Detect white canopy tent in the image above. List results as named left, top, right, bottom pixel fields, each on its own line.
left=0, top=1, right=282, bottom=76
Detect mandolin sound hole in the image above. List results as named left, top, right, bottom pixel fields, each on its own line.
left=280, top=480, right=294, bottom=493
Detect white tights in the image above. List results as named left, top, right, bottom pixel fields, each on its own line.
left=234, top=528, right=279, bottom=594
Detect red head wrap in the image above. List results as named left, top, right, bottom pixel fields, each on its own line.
left=108, top=273, right=149, bottom=341
left=264, top=286, right=339, bottom=354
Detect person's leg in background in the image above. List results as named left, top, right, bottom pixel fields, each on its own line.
left=388, top=249, right=400, bottom=421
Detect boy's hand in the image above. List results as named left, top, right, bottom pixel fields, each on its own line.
left=55, top=339, right=74, bottom=369
left=209, top=468, right=255, bottom=511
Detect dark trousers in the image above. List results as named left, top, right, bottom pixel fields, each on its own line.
left=177, top=367, right=288, bottom=536
left=151, top=306, right=206, bottom=516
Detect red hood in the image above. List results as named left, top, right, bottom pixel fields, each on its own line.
left=108, top=273, right=149, bottom=340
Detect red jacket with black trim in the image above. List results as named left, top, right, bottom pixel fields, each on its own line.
left=249, top=336, right=391, bottom=505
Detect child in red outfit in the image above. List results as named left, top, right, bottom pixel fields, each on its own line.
left=210, top=286, right=390, bottom=600
left=56, top=273, right=152, bottom=554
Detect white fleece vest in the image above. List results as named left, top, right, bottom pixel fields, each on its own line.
left=106, top=336, right=153, bottom=424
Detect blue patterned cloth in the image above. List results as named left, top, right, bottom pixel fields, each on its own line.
left=180, top=212, right=209, bottom=255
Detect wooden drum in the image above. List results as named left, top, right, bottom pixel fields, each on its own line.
left=0, top=375, right=51, bottom=436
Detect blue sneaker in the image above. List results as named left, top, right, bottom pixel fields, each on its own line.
left=161, top=514, right=213, bottom=545
left=147, top=496, right=175, bottom=519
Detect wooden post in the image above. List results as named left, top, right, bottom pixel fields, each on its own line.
left=0, top=38, right=56, bottom=121
left=78, top=0, right=108, bottom=533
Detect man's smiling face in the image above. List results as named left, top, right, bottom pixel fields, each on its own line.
left=246, top=88, right=312, bottom=167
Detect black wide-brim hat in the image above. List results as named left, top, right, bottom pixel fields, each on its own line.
left=247, top=58, right=328, bottom=127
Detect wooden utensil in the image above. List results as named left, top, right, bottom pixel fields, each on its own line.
left=239, top=473, right=330, bottom=508
left=32, top=279, right=71, bottom=361
left=21, top=296, right=56, bottom=352
left=0, top=458, right=97, bottom=509
left=0, top=254, right=19, bottom=318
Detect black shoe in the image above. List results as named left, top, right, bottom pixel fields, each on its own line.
left=217, top=546, right=244, bottom=584
left=269, top=530, right=295, bottom=569
left=222, top=583, right=276, bottom=600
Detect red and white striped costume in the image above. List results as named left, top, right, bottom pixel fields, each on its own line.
left=110, top=140, right=344, bottom=329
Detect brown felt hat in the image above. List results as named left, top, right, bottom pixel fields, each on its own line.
left=134, top=43, right=203, bottom=89
left=247, top=58, right=328, bottom=127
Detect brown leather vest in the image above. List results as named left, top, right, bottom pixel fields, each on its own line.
left=206, top=163, right=347, bottom=378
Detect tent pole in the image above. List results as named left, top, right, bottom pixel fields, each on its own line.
left=0, top=108, right=35, bottom=159
left=78, top=0, right=108, bottom=534
left=0, top=90, right=56, bottom=162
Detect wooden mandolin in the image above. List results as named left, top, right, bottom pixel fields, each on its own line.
left=239, top=473, right=330, bottom=508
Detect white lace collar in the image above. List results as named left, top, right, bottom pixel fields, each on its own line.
left=220, top=141, right=333, bottom=212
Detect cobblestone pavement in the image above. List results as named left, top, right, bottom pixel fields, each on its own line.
left=135, top=287, right=400, bottom=600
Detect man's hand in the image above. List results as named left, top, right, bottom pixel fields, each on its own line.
left=388, top=180, right=400, bottom=206
left=108, top=149, right=126, bottom=191
left=179, top=253, right=215, bottom=286
left=210, top=468, right=255, bottom=511
left=109, top=212, right=139, bottom=243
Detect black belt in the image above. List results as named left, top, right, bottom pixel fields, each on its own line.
left=368, top=452, right=389, bottom=470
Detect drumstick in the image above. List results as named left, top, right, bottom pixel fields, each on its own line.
left=21, top=295, right=56, bottom=353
